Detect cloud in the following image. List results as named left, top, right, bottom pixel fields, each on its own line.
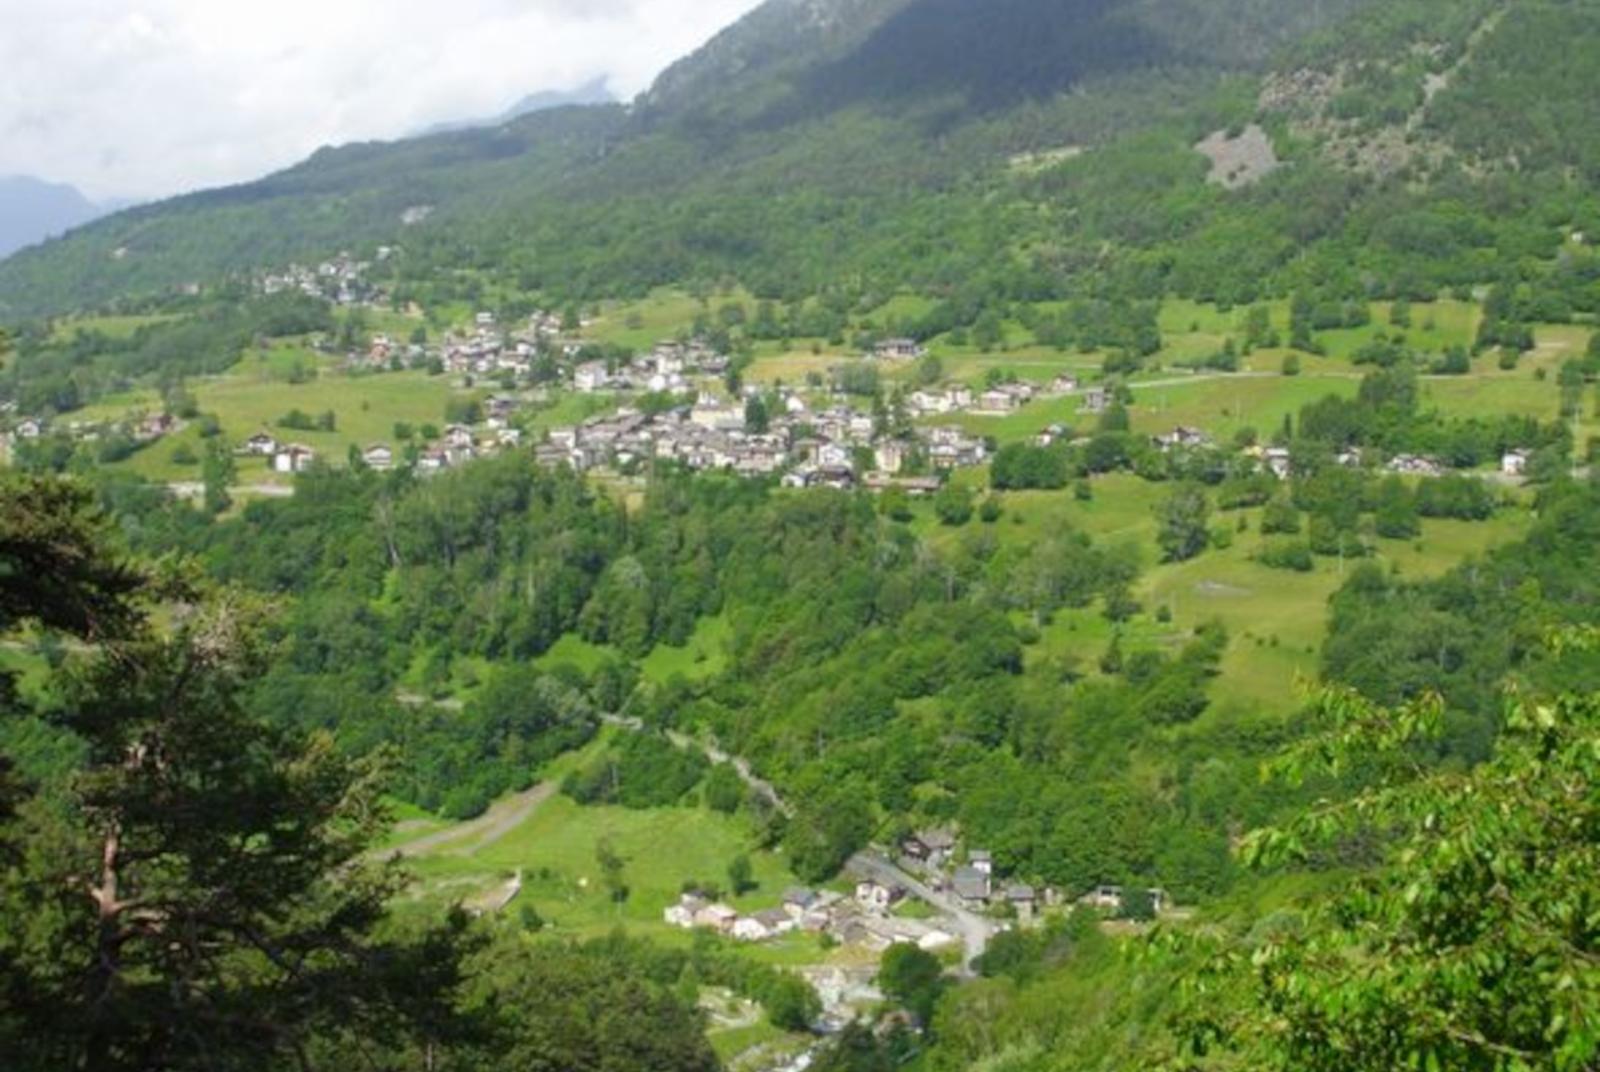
left=0, top=0, right=764, bottom=201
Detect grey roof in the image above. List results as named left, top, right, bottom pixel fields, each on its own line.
left=783, top=886, right=818, bottom=907
left=1006, top=885, right=1036, bottom=902
left=951, top=867, right=990, bottom=901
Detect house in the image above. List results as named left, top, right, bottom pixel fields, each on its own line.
left=138, top=413, right=177, bottom=440
left=690, top=401, right=743, bottom=432
left=1386, top=454, right=1444, bottom=478
left=854, top=881, right=906, bottom=913
left=733, top=909, right=795, bottom=942
left=417, top=448, right=450, bottom=474
left=1080, top=885, right=1125, bottom=912
left=574, top=362, right=613, bottom=393
left=1079, top=387, right=1110, bottom=415
left=874, top=440, right=911, bottom=474
left=1502, top=449, right=1533, bottom=477
left=874, top=338, right=926, bottom=361
left=15, top=418, right=44, bottom=439
left=243, top=432, right=280, bottom=457
left=950, top=867, right=991, bottom=908
left=443, top=424, right=475, bottom=450
left=693, top=903, right=739, bottom=934
left=272, top=444, right=316, bottom=474
left=1006, top=885, right=1038, bottom=923
left=665, top=895, right=708, bottom=929
left=1048, top=375, right=1081, bottom=396
left=362, top=444, right=395, bottom=471
left=1155, top=426, right=1211, bottom=452
left=902, top=828, right=957, bottom=866
left=970, top=850, right=993, bottom=877
left=1263, top=447, right=1293, bottom=480
left=781, top=888, right=819, bottom=920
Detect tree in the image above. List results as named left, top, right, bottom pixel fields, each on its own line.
left=1157, top=483, right=1211, bottom=562
left=201, top=439, right=236, bottom=515
left=1174, top=646, right=1600, bottom=1072
left=764, top=974, right=822, bottom=1032
left=1373, top=476, right=1421, bottom=539
left=878, top=943, right=946, bottom=1024
left=596, top=838, right=629, bottom=904
left=744, top=394, right=770, bottom=434
left=0, top=477, right=473, bottom=1070
left=934, top=483, right=975, bottom=527
left=727, top=853, right=755, bottom=897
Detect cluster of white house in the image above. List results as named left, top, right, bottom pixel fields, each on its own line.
left=908, top=375, right=1085, bottom=418
left=663, top=883, right=962, bottom=952
left=259, top=251, right=383, bottom=307
left=533, top=392, right=988, bottom=488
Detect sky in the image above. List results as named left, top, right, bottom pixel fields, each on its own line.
left=0, top=0, right=765, bottom=203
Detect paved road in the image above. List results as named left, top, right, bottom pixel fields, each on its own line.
left=846, top=852, right=999, bottom=976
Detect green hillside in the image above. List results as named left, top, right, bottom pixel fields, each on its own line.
left=6, top=0, right=1597, bottom=327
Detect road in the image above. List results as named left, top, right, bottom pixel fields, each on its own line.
left=846, top=852, right=999, bottom=976
left=386, top=781, right=556, bottom=858
left=166, top=482, right=295, bottom=501
left=602, top=713, right=794, bottom=819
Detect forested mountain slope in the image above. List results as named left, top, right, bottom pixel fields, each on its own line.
left=13, top=0, right=1592, bottom=319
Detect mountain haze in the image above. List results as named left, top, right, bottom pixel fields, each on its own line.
left=0, top=176, right=107, bottom=261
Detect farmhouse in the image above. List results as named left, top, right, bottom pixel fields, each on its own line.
left=854, top=881, right=906, bottom=913
left=950, top=866, right=991, bottom=908
left=362, top=444, right=395, bottom=471
left=874, top=337, right=926, bottom=361
left=272, top=444, right=316, bottom=474
left=1502, top=448, right=1532, bottom=477
left=242, top=432, right=280, bottom=456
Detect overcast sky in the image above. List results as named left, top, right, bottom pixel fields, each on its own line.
left=0, top=0, right=765, bottom=203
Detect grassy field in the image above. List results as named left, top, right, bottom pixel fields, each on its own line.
left=394, top=735, right=802, bottom=938
left=903, top=473, right=1531, bottom=712
left=588, top=290, right=718, bottom=352
left=48, top=313, right=177, bottom=342
left=107, top=364, right=471, bottom=483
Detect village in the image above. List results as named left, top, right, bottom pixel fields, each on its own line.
left=660, top=826, right=1168, bottom=960
left=2, top=296, right=1540, bottom=489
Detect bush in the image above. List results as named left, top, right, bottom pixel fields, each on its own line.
left=1258, top=540, right=1315, bottom=572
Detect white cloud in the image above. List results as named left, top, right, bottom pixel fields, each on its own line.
left=0, top=0, right=764, bottom=201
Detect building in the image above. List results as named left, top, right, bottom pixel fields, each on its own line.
left=781, top=888, right=819, bottom=920
left=665, top=895, right=708, bottom=929
left=1006, top=885, right=1038, bottom=923
left=1079, top=387, right=1110, bottom=415
left=362, top=444, right=395, bottom=471
left=692, top=903, right=739, bottom=934
left=970, top=850, right=993, bottom=876
left=951, top=867, right=991, bottom=908
left=272, top=444, right=316, bottom=474
left=1502, top=449, right=1533, bottom=477
left=854, top=881, right=905, bottom=913
left=243, top=432, right=280, bottom=457
left=574, top=362, right=613, bottom=393
left=874, top=338, right=926, bottom=361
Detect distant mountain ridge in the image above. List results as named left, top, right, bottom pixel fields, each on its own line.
left=0, top=176, right=109, bottom=261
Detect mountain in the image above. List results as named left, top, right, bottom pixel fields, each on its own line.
left=0, top=176, right=107, bottom=261
left=1, top=0, right=1596, bottom=319
left=415, top=77, right=618, bottom=137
